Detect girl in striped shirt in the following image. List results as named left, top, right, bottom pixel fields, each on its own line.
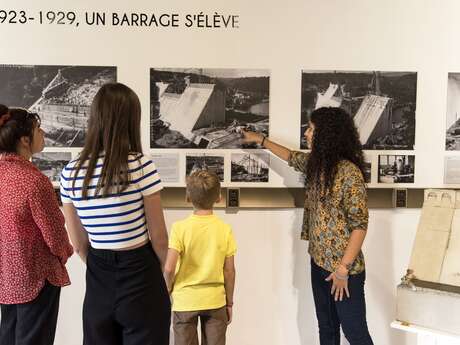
left=61, top=83, right=170, bottom=345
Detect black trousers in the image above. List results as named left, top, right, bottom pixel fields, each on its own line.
left=311, top=260, right=374, bottom=345
left=83, top=243, right=171, bottom=345
left=0, top=281, right=61, bottom=345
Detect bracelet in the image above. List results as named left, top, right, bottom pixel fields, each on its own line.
left=261, top=136, right=266, bottom=147
left=339, top=262, right=352, bottom=271
left=334, top=271, right=349, bottom=281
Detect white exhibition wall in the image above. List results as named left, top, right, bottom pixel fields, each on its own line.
left=1, top=0, right=460, bottom=188
left=56, top=208, right=420, bottom=345
left=3, top=0, right=460, bottom=344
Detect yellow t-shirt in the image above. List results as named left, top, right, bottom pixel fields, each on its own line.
left=169, top=214, right=237, bottom=312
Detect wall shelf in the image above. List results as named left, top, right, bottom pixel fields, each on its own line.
left=160, top=187, right=426, bottom=209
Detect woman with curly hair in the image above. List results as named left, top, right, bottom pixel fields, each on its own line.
left=243, top=107, right=373, bottom=345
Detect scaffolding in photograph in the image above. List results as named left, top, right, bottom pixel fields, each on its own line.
left=235, top=154, right=266, bottom=176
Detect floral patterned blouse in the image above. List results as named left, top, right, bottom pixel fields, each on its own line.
left=289, top=151, right=368, bottom=275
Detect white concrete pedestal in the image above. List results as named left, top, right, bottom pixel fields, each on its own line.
left=391, top=321, right=460, bottom=345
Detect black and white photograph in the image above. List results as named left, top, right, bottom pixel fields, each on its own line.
left=0, top=64, right=116, bottom=147
left=378, top=155, right=415, bottom=184
left=446, top=73, right=460, bottom=150
left=231, top=152, right=269, bottom=182
left=301, top=70, right=417, bottom=150
left=32, top=152, right=72, bottom=183
left=150, top=68, right=270, bottom=149
left=363, top=158, right=372, bottom=184
left=185, top=154, right=225, bottom=182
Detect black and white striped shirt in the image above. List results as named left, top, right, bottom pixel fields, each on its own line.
left=60, top=154, right=162, bottom=249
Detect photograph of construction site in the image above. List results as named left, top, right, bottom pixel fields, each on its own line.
left=150, top=68, right=270, bottom=149
left=231, top=152, right=270, bottom=182
left=0, top=64, right=116, bottom=147
left=364, top=159, right=372, bottom=183
left=446, top=73, right=460, bottom=150
left=185, top=154, right=225, bottom=182
left=32, top=152, right=72, bottom=183
left=301, top=70, right=417, bottom=150
left=378, top=155, right=415, bottom=183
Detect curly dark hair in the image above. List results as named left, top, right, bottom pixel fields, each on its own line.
left=305, top=107, right=365, bottom=196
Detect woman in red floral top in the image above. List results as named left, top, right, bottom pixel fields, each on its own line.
left=0, top=105, right=73, bottom=345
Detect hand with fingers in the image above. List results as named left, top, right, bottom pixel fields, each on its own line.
left=325, top=265, right=350, bottom=302
left=241, top=130, right=264, bottom=145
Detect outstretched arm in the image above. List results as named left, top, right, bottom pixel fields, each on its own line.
left=242, top=131, right=291, bottom=162
left=242, top=131, right=309, bottom=174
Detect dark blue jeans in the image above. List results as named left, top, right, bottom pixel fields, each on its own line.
left=311, top=260, right=373, bottom=345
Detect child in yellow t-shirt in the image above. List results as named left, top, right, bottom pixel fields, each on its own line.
left=164, top=170, right=237, bottom=345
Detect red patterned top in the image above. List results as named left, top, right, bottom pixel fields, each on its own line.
left=0, top=153, right=73, bottom=304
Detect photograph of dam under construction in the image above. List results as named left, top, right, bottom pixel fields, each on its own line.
left=185, top=154, right=225, bottom=182
left=32, top=152, right=72, bottom=184
left=446, top=73, right=460, bottom=150
left=150, top=68, right=270, bottom=149
left=378, top=154, right=415, bottom=184
left=231, top=152, right=270, bottom=182
left=300, top=70, right=417, bottom=150
left=0, top=64, right=116, bottom=147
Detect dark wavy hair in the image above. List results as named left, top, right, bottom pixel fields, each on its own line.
left=305, top=107, right=365, bottom=197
